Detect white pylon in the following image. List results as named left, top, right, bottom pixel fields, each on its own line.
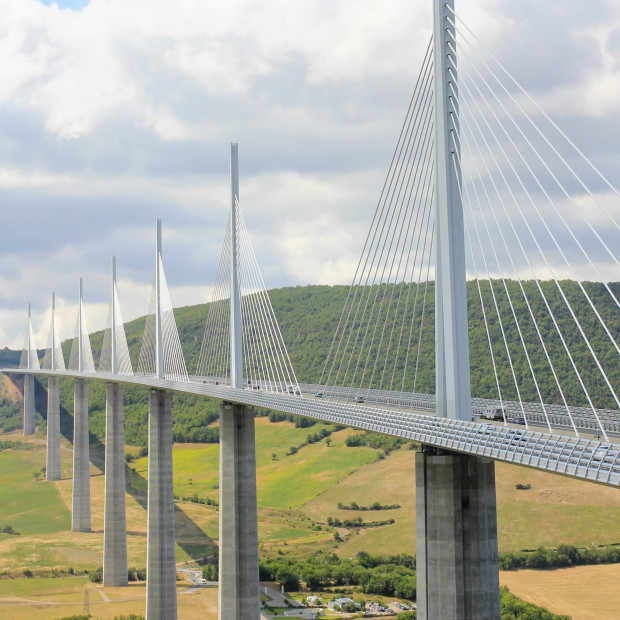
left=433, top=0, right=471, bottom=421
left=229, top=143, right=243, bottom=389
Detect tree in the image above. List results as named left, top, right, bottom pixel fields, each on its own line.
left=202, top=563, right=218, bottom=581
left=276, top=567, right=300, bottom=592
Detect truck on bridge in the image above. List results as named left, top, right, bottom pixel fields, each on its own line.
left=483, top=406, right=506, bottom=421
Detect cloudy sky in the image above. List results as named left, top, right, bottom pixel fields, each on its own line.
left=1, top=0, right=619, bottom=349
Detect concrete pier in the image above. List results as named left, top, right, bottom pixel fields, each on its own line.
left=218, top=402, right=260, bottom=620
left=46, top=376, right=61, bottom=481
left=416, top=447, right=500, bottom=620
left=23, top=375, right=35, bottom=435
left=71, top=378, right=91, bottom=532
left=146, top=389, right=176, bottom=620
left=103, top=382, right=128, bottom=586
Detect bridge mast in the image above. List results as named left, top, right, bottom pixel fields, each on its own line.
left=72, top=278, right=91, bottom=532
left=230, top=142, right=243, bottom=388
left=415, top=2, right=500, bottom=619
left=27, top=303, right=32, bottom=370
left=46, top=292, right=61, bottom=480
left=219, top=143, right=260, bottom=619
left=78, top=279, right=84, bottom=372
left=155, top=219, right=164, bottom=380
left=23, top=303, right=35, bottom=435
left=146, top=221, right=177, bottom=619
left=111, top=257, right=117, bottom=374
left=103, top=256, right=128, bottom=587
left=434, top=0, right=470, bottom=421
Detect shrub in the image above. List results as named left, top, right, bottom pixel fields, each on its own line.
left=128, top=567, right=146, bottom=581
left=88, top=567, right=103, bottom=583
left=202, top=563, right=218, bottom=581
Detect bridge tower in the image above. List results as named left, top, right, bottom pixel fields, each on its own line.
left=46, top=292, right=62, bottom=481
left=103, top=257, right=128, bottom=587
left=23, top=303, right=36, bottom=436
left=415, top=1, right=500, bottom=618
left=72, top=278, right=91, bottom=532
left=218, top=143, right=261, bottom=619
left=146, top=221, right=178, bottom=620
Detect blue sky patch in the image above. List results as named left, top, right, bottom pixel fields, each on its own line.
left=37, top=0, right=90, bottom=10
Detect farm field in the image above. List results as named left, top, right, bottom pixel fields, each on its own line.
left=500, top=564, right=620, bottom=620
left=0, top=576, right=218, bottom=619
left=1, top=567, right=618, bottom=619
left=1, top=418, right=620, bottom=571
left=0, top=416, right=619, bottom=619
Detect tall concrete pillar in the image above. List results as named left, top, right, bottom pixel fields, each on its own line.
left=103, top=382, right=128, bottom=586
left=46, top=376, right=61, bottom=481
left=146, top=389, right=176, bottom=620
left=72, top=378, right=91, bottom=531
left=23, top=375, right=35, bottom=436
left=416, top=447, right=500, bottom=620
left=219, top=402, right=260, bottom=620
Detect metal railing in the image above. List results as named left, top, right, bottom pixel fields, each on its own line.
left=6, top=367, right=619, bottom=487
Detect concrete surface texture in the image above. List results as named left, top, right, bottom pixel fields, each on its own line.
left=23, top=375, right=35, bottom=435
left=416, top=448, right=500, bottom=620
left=146, top=388, right=177, bottom=620
left=219, top=402, right=260, bottom=620
left=71, top=378, right=91, bottom=532
left=46, top=376, right=61, bottom=481
left=103, top=381, right=128, bottom=587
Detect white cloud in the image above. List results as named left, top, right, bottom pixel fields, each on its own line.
left=0, top=0, right=619, bottom=352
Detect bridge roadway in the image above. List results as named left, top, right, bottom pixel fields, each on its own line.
left=209, top=380, right=620, bottom=434
left=7, top=367, right=619, bottom=487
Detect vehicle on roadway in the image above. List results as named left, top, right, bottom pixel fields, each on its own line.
left=484, top=406, right=506, bottom=421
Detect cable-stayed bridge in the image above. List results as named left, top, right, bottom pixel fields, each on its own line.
left=3, top=1, right=620, bottom=619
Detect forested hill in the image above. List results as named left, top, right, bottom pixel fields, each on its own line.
left=1, top=280, right=618, bottom=443
left=172, top=280, right=620, bottom=410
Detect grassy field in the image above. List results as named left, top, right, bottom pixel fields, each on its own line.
left=0, top=417, right=619, bottom=618
left=2, top=567, right=619, bottom=620
left=2, top=419, right=620, bottom=572
left=0, top=576, right=219, bottom=619
left=0, top=446, right=70, bottom=536
left=500, top=564, right=620, bottom=620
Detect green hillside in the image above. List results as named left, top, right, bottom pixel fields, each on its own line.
left=0, top=418, right=619, bottom=577
left=1, top=280, right=618, bottom=448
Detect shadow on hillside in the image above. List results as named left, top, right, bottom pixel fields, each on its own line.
left=14, top=375, right=215, bottom=562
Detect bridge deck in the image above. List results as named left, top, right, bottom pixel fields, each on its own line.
left=4, top=368, right=619, bottom=487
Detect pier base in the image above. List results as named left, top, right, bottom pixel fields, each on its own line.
left=416, top=447, right=500, bottom=620
left=219, top=402, right=260, bottom=620
left=23, top=375, right=35, bottom=436
left=103, top=382, right=128, bottom=587
left=46, top=376, right=61, bottom=481
left=146, top=389, right=176, bottom=620
left=71, top=378, right=91, bottom=532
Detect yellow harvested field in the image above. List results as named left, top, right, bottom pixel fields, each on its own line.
left=0, top=581, right=219, bottom=619
left=500, top=564, right=620, bottom=620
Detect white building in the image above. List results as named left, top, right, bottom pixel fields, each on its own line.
left=327, top=597, right=361, bottom=611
